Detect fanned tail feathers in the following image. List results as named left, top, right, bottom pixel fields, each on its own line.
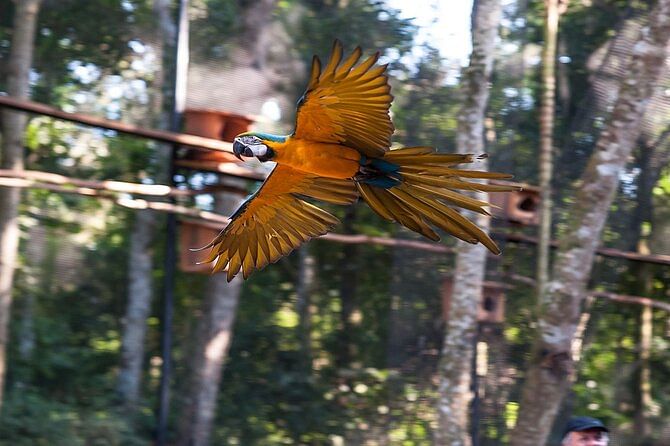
left=357, top=146, right=519, bottom=254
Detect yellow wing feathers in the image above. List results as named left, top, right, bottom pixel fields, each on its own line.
left=294, top=40, right=394, bottom=157
left=201, top=165, right=357, bottom=281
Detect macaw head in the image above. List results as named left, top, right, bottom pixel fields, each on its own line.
left=233, top=132, right=279, bottom=162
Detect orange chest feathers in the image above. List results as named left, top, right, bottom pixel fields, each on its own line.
left=269, top=138, right=361, bottom=180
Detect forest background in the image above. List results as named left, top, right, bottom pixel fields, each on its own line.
left=0, top=0, right=669, bottom=445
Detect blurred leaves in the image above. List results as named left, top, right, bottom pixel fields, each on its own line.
left=1, top=0, right=669, bottom=444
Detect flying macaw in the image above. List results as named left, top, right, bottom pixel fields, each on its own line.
left=200, top=41, right=514, bottom=281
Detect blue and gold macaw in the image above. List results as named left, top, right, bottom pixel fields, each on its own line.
left=201, top=41, right=514, bottom=281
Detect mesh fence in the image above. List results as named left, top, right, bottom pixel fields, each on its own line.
left=1, top=0, right=669, bottom=445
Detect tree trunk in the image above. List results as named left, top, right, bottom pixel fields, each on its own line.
left=177, top=189, right=245, bottom=446
left=117, top=209, right=158, bottom=407
left=556, top=7, right=646, bottom=194
left=296, top=246, right=315, bottom=371
left=436, top=1, right=502, bottom=445
left=641, top=141, right=670, bottom=442
left=479, top=325, right=513, bottom=444
left=17, top=225, right=48, bottom=365
left=17, top=293, right=36, bottom=361
left=0, top=0, right=42, bottom=412
left=629, top=134, right=668, bottom=441
left=115, top=0, right=174, bottom=410
left=557, top=34, right=571, bottom=120
left=634, top=300, right=653, bottom=440
left=239, top=0, right=279, bottom=70
left=337, top=207, right=358, bottom=369
left=509, top=3, right=670, bottom=444
left=537, top=0, right=568, bottom=305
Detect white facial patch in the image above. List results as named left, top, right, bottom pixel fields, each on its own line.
left=248, top=143, right=268, bottom=157
left=237, top=135, right=268, bottom=158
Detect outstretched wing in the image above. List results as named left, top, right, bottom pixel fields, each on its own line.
left=200, top=164, right=357, bottom=281
left=293, top=40, right=394, bottom=157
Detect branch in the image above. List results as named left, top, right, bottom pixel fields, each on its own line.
left=3, top=171, right=669, bottom=266
left=590, top=291, right=670, bottom=313
left=505, top=273, right=670, bottom=312
left=498, top=231, right=670, bottom=266
left=6, top=174, right=669, bottom=312
left=1, top=177, right=229, bottom=223
left=0, top=95, right=234, bottom=154
left=0, top=169, right=194, bottom=197
left=320, top=232, right=454, bottom=253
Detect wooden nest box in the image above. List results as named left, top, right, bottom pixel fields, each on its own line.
left=478, top=282, right=507, bottom=324
left=176, top=108, right=255, bottom=171
left=488, top=180, right=541, bottom=226
left=184, top=108, right=254, bottom=142
left=442, top=278, right=508, bottom=324
left=178, top=218, right=223, bottom=274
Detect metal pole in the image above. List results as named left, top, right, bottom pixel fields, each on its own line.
left=157, top=0, right=189, bottom=444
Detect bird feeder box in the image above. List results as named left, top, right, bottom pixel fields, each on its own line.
left=488, top=180, right=541, bottom=226
left=442, top=278, right=508, bottom=324
left=184, top=108, right=254, bottom=142
left=178, top=218, right=224, bottom=273
left=176, top=108, right=255, bottom=170
left=478, top=282, right=507, bottom=324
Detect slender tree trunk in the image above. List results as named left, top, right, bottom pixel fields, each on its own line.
left=641, top=143, right=670, bottom=442
left=17, top=293, right=35, bottom=361
left=635, top=300, right=653, bottom=439
left=177, top=189, right=245, bottom=446
left=16, top=226, right=47, bottom=364
left=337, top=207, right=358, bottom=368
left=436, top=1, right=502, bottom=444
left=479, top=325, right=513, bottom=444
left=628, top=135, right=668, bottom=440
left=239, top=0, right=279, bottom=70
left=296, top=246, right=315, bottom=371
left=117, top=209, right=158, bottom=407
left=557, top=35, right=571, bottom=120
left=536, top=0, right=568, bottom=304
left=509, top=3, right=670, bottom=444
left=116, top=0, right=173, bottom=409
left=649, top=138, right=670, bottom=259
left=556, top=8, right=646, bottom=195
left=0, top=0, right=42, bottom=412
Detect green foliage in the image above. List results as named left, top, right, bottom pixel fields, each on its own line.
left=392, top=47, right=460, bottom=150
left=288, top=0, right=415, bottom=56
left=0, top=200, right=151, bottom=443
left=2, top=0, right=669, bottom=444
left=281, top=0, right=416, bottom=109
left=0, top=389, right=145, bottom=446
left=203, top=240, right=442, bottom=444
left=190, top=0, right=243, bottom=60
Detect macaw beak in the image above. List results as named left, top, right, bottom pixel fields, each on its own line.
left=233, top=139, right=253, bottom=161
